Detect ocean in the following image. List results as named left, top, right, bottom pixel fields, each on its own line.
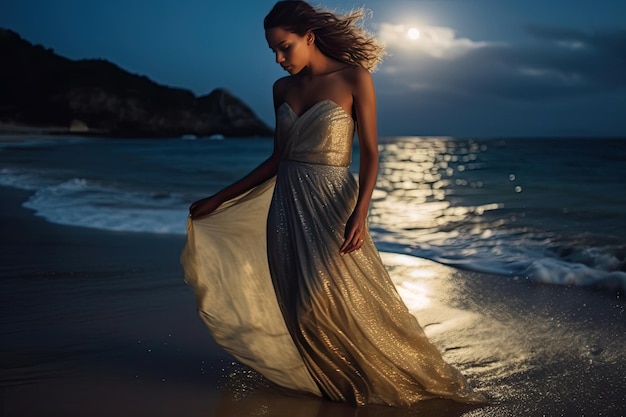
left=1, top=134, right=625, bottom=293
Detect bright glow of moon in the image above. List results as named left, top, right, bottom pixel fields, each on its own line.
left=407, top=27, right=420, bottom=40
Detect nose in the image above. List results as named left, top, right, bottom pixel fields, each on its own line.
left=275, top=52, right=285, bottom=64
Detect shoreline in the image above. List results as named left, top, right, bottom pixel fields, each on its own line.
left=1, top=185, right=625, bottom=416
left=0, top=122, right=110, bottom=137
left=3, top=125, right=626, bottom=142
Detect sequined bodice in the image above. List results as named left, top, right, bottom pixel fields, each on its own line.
left=276, top=100, right=355, bottom=167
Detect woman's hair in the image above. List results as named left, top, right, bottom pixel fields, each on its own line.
left=264, top=0, right=385, bottom=72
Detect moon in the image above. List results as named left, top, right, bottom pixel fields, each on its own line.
left=407, top=27, right=420, bottom=40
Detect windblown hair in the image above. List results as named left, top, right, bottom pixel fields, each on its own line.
left=264, top=0, right=385, bottom=72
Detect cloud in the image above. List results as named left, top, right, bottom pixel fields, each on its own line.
left=376, top=22, right=489, bottom=58
left=375, top=23, right=626, bottom=102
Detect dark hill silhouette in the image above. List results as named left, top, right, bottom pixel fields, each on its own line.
left=0, top=28, right=273, bottom=138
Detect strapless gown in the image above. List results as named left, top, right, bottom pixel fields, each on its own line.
left=181, top=100, right=485, bottom=406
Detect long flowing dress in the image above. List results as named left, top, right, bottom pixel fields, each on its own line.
left=181, top=99, right=485, bottom=406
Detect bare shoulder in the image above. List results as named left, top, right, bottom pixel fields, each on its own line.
left=338, top=66, right=374, bottom=104
left=272, top=76, right=293, bottom=108
left=341, top=66, right=373, bottom=87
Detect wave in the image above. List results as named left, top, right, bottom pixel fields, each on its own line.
left=1, top=168, right=188, bottom=234
left=0, top=136, right=91, bottom=150
left=24, top=178, right=189, bottom=234
left=2, top=167, right=625, bottom=293
left=372, top=228, right=626, bottom=293
left=526, top=257, right=626, bottom=292
left=0, top=167, right=52, bottom=191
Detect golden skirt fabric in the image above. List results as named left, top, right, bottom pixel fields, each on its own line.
left=181, top=100, right=485, bottom=406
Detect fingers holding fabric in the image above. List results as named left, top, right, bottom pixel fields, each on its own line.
left=340, top=212, right=368, bottom=255
left=340, top=236, right=365, bottom=255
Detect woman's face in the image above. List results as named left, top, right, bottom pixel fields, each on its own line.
left=266, top=26, right=311, bottom=75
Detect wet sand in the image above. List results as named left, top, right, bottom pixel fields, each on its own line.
left=1, top=185, right=625, bottom=416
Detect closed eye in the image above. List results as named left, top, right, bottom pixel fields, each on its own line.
left=269, top=41, right=291, bottom=53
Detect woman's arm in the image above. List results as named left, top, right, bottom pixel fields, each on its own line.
left=340, top=67, right=379, bottom=255
left=189, top=80, right=286, bottom=219
left=188, top=152, right=280, bottom=219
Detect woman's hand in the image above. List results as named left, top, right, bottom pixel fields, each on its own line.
left=189, top=195, right=222, bottom=219
left=340, top=210, right=367, bottom=255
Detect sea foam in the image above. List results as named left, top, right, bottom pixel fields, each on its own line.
left=8, top=172, right=189, bottom=235
left=2, top=136, right=625, bottom=295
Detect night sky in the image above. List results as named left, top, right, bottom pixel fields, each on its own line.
left=2, top=0, right=625, bottom=137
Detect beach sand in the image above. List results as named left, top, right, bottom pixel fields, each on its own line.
left=1, top=185, right=625, bottom=416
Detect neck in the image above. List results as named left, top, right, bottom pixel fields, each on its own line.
left=303, top=49, right=341, bottom=77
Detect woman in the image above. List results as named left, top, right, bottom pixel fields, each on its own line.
left=182, top=0, right=485, bottom=407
